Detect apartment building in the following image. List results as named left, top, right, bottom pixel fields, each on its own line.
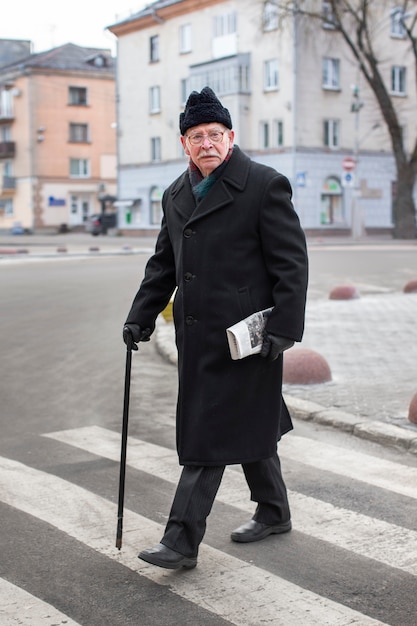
left=108, top=0, right=416, bottom=236
left=0, top=42, right=117, bottom=232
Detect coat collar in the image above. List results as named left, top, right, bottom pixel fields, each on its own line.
left=169, top=147, right=251, bottom=224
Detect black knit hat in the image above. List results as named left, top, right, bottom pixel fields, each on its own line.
left=179, top=86, right=232, bottom=135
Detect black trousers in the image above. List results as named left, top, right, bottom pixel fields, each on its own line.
left=161, top=451, right=290, bottom=557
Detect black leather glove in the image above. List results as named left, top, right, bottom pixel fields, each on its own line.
left=123, top=324, right=151, bottom=351
left=260, top=333, right=294, bottom=361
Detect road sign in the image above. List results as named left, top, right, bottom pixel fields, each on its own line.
left=342, top=157, right=356, bottom=171
left=296, top=171, right=306, bottom=187
left=342, top=171, right=355, bottom=187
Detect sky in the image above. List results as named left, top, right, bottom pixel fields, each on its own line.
left=2, top=1, right=149, bottom=55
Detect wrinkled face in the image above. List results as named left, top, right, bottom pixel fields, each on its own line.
left=181, top=122, right=234, bottom=177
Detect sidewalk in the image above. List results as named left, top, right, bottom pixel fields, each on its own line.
left=0, top=232, right=156, bottom=258
left=2, top=231, right=417, bottom=455
left=155, top=292, right=417, bottom=456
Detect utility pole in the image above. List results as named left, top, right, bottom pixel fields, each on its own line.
left=291, top=1, right=299, bottom=212
left=350, top=81, right=364, bottom=239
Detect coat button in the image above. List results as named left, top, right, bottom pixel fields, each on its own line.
left=185, top=315, right=195, bottom=325
left=184, top=272, right=194, bottom=281
left=184, top=228, right=193, bottom=238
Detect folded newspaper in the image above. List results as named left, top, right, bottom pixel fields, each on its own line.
left=226, top=307, right=273, bottom=360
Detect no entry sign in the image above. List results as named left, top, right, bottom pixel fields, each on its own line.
left=342, top=156, right=356, bottom=171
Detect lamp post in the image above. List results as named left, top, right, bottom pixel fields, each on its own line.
left=291, top=1, right=299, bottom=212
left=350, top=81, right=364, bottom=239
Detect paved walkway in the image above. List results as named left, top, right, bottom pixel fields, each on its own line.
left=2, top=231, right=417, bottom=454
left=155, top=289, right=417, bottom=456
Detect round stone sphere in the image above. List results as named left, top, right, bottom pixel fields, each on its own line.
left=408, top=393, right=417, bottom=425
left=283, top=348, right=332, bottom=385
left=329, top=285, right=360, bottom=300
left=404, top=279, right=417, bottom=294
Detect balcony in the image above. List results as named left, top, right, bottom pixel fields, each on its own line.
left=0, top=142, right=15, bottom=158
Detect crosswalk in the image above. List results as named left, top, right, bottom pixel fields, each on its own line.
left=1, top=425, right=416, bottom=625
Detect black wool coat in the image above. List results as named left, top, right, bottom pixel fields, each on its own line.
left=126, top=146, right=308, bottom=466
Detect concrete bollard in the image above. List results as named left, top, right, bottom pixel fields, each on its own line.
left=408, top=393, right=417, bottom=425
left=329, top=285, right=360, bottom=300
left=403, top=279, right=417, bottom=294
left=283, top=348, right=332, bottom=385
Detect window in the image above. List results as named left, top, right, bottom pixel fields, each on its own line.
left=323, top=119, right=340, bottom=148
left=322, top=1, right=337, bottom=29
left=391, top=66, right=406, bottom=95
left=260, top=122, right=270, bottom=148
left=151, top=137, right=161, bottom=162
left=263, top=1, right=279, bottom=31
left=68, top=86, right=87, bottom=106
left=149, top=86, right=161, bottom=113
left=322, top=58, right=340, bottom=89
left=321, top=177, right=344, bottom=224
left=150, top=187, right=163, bottom=225
left=0, top=88, right=13, bottom=118
left=4, top=160, right=13, bottom=176
left=180, top=79, right=189, bottom=106
left=239, top=63, right=250, bottom=92
left=180, top=24, right=192, bottom=53
left=150, top=35, right=160, bottom=62
left=188, top=54, right=250, bottom=97
left=212, top=11, right=237, bottom=57
left=69, top=123, right=89, bottom=143
left=1, top=124, right=12, bottom=141
left=86, top=54, right=109, bottom=68
left=5, top=198, right=14, bottom=215
left=70, top=158, right=90, bottom=177
left=264, top=59, right=279, bottom=91
left=213, top=12, right=237, bottom=37
left=391, top=8, right=406, bottom=38
left=274, top=120, right=284, bottom=147
left=0, top=198, right=14, bottom=216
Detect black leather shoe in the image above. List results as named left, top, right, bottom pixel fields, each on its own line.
left=138, top=543, right=197, bottom=569
left=231, top=519, right=292, bottom=543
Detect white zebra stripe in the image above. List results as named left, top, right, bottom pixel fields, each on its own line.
left=44, top=426, right=417, bottom=576
left=0, top=578, right=82, bottom=625
left=0, top=454, right=388, bottom=626
left=279, top=434, right=417, bottom=500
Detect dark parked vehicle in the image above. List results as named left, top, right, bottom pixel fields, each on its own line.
left=86, top=213, right=117, bottom=236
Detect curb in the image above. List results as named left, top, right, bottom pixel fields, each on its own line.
left=283, top=396, right=417, bottom=456
left=0, top=248, right=154, bottom=263
left=0, top=248, right=29, bottom=255
left=155, top=316, right=417, bottom=457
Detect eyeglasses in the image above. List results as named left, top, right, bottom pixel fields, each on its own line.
left=186, top=130, right=226, bottom=146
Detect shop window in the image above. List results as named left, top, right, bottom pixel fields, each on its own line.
left=320, top=176, right=344, bottom=225
left=150, top=186, right=163, bottom=225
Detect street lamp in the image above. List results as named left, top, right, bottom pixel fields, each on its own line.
left=350, top=81, right=364, bottom=239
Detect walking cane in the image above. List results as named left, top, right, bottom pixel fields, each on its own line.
left=116, top=343, right=133, bottom=550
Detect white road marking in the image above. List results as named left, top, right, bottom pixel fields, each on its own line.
left=44, top=426, right=417, bottom=575
left=279, top=434, right=417, bottom=500
left=0, top=578, right=82, bottom=625
left=0, top=454, right=388, bottom=626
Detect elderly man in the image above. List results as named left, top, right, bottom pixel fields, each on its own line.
left=123, top=87, right=308, bottom=570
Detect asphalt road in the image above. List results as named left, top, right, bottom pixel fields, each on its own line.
left=1, top=248, right=417, bottom=625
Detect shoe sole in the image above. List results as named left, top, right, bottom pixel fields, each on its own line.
left=231, top=521, right=292, bottom=543
left=138, top=552, right=197, bottom=570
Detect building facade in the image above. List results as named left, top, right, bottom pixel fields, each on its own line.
left=108, top=0, right=417, bottom=236
left=0, top=42, right=117, bottom=232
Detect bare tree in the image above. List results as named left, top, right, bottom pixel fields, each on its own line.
left=278, top=0, right=417, bottom=238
